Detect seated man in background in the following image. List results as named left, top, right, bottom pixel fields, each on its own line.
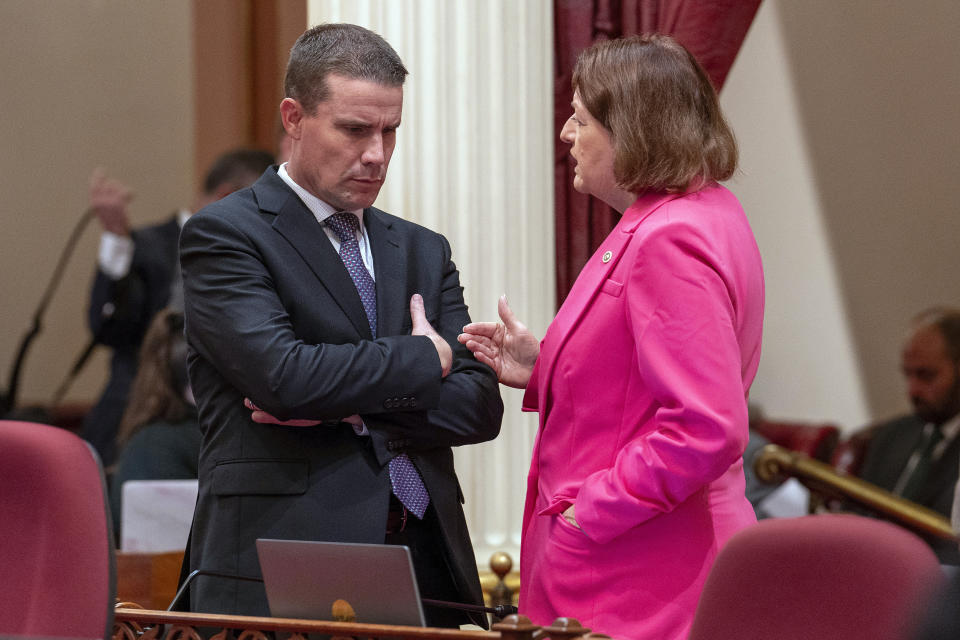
left=857, top=307, right=960, bottom=560
left=81, top=148, right=274, bottom=467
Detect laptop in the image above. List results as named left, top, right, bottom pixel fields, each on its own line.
left=256, top=538, right=427, bottom=627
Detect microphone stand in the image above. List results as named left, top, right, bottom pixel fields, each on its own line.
left=421, top=597, right=518, bottom=619
left=167, top=569, right=518, bottom=619
left=1, top=208, right=95, bottom=416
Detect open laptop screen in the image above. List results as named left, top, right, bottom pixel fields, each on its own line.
left=255, top=538, right=426, bottom=627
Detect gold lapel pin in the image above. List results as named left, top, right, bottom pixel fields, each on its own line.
left=602, top=250, right=613, bottom=263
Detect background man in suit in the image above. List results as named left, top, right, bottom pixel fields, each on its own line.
left=81, top=149, right=274, bottom=467
left=858, top=307, right=960, bottom=561
left=179, top=23, right=502, bottom=627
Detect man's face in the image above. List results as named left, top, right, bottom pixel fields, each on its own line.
left=901, top=326, right=960, bottom=425
left=281, top=74, right=402, bottom=211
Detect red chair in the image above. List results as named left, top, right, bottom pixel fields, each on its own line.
left=0, top=420, right=116, bottom=638
left=830, top=423, right=882, bottom=477
left=688, top=514, right=945, bottom=640
left=751, top=419, right=840, bottom=462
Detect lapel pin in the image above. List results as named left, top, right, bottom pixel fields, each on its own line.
left=602, top=250, right=613, bottom=263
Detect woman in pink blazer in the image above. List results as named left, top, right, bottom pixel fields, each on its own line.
left=460, top=35, right=763, bottom=640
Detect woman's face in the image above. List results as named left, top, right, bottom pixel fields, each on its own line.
left=560, top=91, right=619, bottom=204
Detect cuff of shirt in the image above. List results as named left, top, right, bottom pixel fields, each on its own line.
left=98, top=231, right=134, bottom=280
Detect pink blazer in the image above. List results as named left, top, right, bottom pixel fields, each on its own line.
left=518, top=185, right=764, bottom=640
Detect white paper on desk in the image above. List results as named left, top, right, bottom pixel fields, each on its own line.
left=121, top=479, right=198, bottom=552
left=756, top=478, right=810, bottom=519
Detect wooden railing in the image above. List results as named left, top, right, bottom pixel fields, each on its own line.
left=112, top=606, right=609, bottom=640
left=754, top=443, right=958, bottom=541
left=117, top=550, right=521, bottom=614
left=114, top=551, right=557, bottom=640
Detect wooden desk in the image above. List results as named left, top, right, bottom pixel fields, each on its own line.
left=115, top=550, right=184, bottom=611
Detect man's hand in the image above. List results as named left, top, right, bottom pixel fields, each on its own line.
left=244, top=397, right=321, bottom=427
left=458, top=295, right=539, bottom=388
left=89, top=168, right=133, bottom=236
left=244, top=398, right=364, bottom=430
left=410, top=293, right=452, bottom=378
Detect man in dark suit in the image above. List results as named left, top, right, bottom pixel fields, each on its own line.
left=179, top=24, right=503, bottom=627
left=81, top=149, right=274, bottom=467
left=858, top=308, right=960, bottom=561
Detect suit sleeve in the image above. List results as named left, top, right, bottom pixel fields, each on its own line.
left=88, top=234, right=156, bottom=349
left=180, top=210, right=446, bottom=422
left=364, top=233, right=503, bottom=462
left=574, top=220, right=751, bottom=544
left=88, top=222, right=178, bottom=349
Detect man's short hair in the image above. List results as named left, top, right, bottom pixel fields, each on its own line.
left=912, top=307, right=960, bottom=363
left=572, top=34, right=737, bottom=194
left=284, top=23, right=408, bottom=114
left=203, top=148, right=275, bottom=195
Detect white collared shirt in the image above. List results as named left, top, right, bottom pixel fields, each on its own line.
left=277, top=163, right=375, bottom=279
left=936, top=413, right=960, bottom=460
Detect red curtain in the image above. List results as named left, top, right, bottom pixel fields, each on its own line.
left=553, top=0, right=762, bottom=305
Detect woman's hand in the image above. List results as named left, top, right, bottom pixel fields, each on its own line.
left=562, top=504, right=581, bottom=530
left=458, top=295, right=539, bottom=389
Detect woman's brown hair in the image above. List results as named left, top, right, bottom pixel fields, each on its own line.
left=115, top=308, right=191, bottom=449
left=572, top=34, right=738, bottom=194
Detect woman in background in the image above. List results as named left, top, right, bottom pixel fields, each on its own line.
left=460, top=34, right=764, bottom=640
left=110, top=308, right=199, bottom=536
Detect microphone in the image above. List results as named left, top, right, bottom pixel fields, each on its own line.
left=47, top=306, right=112, bottom=408
left=421, top=597, right=518, bottom=618
left=166, top=569, right=264, bottom=611
left=166, top=569, right=518, bottom=619
left=2, top=207, right=95, bottom=416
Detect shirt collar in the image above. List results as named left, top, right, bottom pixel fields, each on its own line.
left=277, top=162, right=363, bottom=227
left=938, top=412, right=960, bottom=441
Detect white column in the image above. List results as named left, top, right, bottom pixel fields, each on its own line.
left=307, top=0, right=555, bottom=566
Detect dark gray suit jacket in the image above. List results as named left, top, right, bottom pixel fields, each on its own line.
left=858, top=413, right=960, bottom=563
left=179, top=168, right=503, bottom=620
left=859, top=414, right=960, bottom=517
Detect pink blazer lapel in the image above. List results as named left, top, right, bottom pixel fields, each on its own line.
left=535, top=192, right=681, bottom=415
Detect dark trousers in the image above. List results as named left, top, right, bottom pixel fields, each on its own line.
left=383, top=495, right=472, bottom=628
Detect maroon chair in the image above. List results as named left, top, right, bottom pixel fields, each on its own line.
left=688, top=514, right=945, bottom=640
left=0, top=420, right=115, bottom=638
left=830, top=424, right=882, bottom=477
left=751, top=419, right=840, bottom=462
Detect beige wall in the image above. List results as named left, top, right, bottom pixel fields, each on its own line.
left=723, top=0, right=960, bottom=430
left=0, top=1, right=194, bottom=408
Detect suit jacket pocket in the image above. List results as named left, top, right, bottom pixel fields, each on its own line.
left=211, top=458, right=309, bottom=496
left=600, top=278, right=623, bottom=297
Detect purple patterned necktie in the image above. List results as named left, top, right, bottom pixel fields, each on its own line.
left=325, top=212, right=430, bottom=519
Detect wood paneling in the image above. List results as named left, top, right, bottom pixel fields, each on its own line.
left=192, top=0, right=306, bottom=185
